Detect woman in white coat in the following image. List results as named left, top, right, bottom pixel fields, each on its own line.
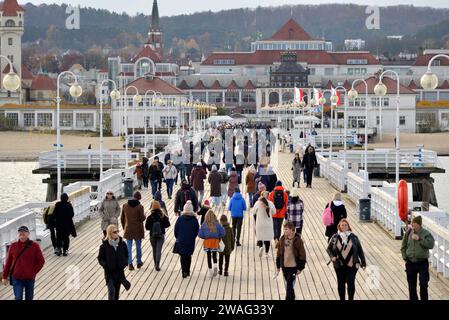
left=253, top=191, right=275, bottom=258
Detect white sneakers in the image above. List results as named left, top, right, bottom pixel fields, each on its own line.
left=258, top=246, right=264, bottom=257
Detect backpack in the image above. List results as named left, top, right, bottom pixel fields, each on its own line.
left=151, top=218, right=163, bottom=238
left=273, top=190, right=285, bottom=210
left=322, top=202, right=334, bottom=227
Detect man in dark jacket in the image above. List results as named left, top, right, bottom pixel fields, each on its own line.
left=174, top=179, right=198, bottom=216
left=149, top=160, right=163, bottom=197
left=141, top=157, right=150, bottom=189
left=301, top=146, right=317, bottom=188
left=154, top=156, right=165, bottom=190
left=53, top=193, right=76, bottom=256
left=190, top=162, right=207, bottom=204
left=275, top=221, right=306, bottom=300
left=208, top=165, right=222, bottom=207
left=2, top=226, right=45, bottom=300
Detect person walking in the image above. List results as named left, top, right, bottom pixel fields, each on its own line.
left=145, top=201, right=171, bottom=271
left=265, top=166, right=278, bottom=192
left=286, top=188, right=304, bottom=235
left=245, top=165, right=257, bottom=207
left=97, top=224, right=131, bottom=300
left=53, top=193, right=76, bottom=256
left=219, top=167, right=229, bottom=206
left=252, top=182, right=266, bottom=208
left=133, top=163, right=144, bottom=190
left=173, top=149, right=186, bottom=184
left=191, top=162, right=207, bottom=204
left=275, top=221, right=307, bottom=301
left=401, top=215, right=435, bottom=301
left=174, top=179, right=198, bottom=216
left=197, top=199, right=211, bottom=225
left=208, top=165, right=223, bottom=207
left=198, top=210, right=225, bottom=277
left=162, top=160, right=178, bottom=199
left=149, top=159, right=163, bottom=197
left=154, top=155, right=165, bottom=190
left=120, top=191, right=146, bottom=270
left=228, top=187, right=247, bottom=247
left=141, top=157, right=150, bottom=189
left=292, top=153, right=302, bottom=188
left=268, top=181, right=289, bottom=242
left=302, top=146, right=317, bottom=188
left=253, top=192, right=275, bottom=258
left=227, top=168, right=239, bottom=199
left=324, top=192, right=347, bottom=242
left=2, top=226, right=45, bottom=300
left=99, top=191, right=121, bottom=237
left=153, top=190, right=167, bottom=214
left=327, top=219, right=366, bottom=301
left=218, top=215, right=234, bottom=277
left=42, top=204, right=57, bottom=254
left=174, top=201, right=200, bottom=278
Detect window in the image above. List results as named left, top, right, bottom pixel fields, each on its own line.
left=324, top=68, right=334, bottom=76
left=399, top=116, right=406, bottom=126
left=213, top=59, right=235, bottom=65
left=160, top=116, right=177, bottom=127
left=192, top=92, right=207, bottom=102
left=6, top=113, right=18, bottom=127
left=7, top=55, right=13, bottom=63
left=431, top=59, right=441, bottom=67
left=225, top=92, right=239, bottom=103
left=5, top=20, right=15, bottom=27
left=37, top=113, right=53, bottom=127
left=349, top=97, right=366, bottom=107
left=24, top=113, right=35, bottom=127
left=422, top=91, right=438, bottom=102
left=347, top=59, right=368, bottom=65
left=209, top=92, right=222, bottom=103
left=371, top=97, right=389, bottom=107
left=242, top=92, right=255, bottom=103
left=60, top=113, right=73, bottom=127
left=309, top=68, right=315, bottom=75
left=8, top=38, right=12, bottom=46
left=440, top=92, right=449, bottom=100
left=145, top=116, right=151, bottom=128
left=76, top=113, right=94, bottom=128
left=376, top=116, right=380, bottom=125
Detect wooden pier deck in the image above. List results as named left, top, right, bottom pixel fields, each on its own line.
left=2, top=148, right=449, bottom=300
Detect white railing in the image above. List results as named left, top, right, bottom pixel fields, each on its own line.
left=316, top=153, right=329, bottom=179
left=328, top=161, right=348, bottom=192
left=370, top=183, right=403, bottom=238
left=37, top=150, right=139, bottom=170
left=347, top=172, right=384, bottom=205
left=413, top=211, right=449, bottom=278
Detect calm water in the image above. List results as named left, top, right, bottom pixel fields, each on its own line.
left=0, top=159, right=448, bottom=213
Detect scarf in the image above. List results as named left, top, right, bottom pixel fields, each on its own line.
left=338, top=231, right=352, bottom=246
left=109, top=239, right=119, bottom=251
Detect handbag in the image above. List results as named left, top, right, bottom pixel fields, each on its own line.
left=9, top=240, right=33, bottom=285
left=218, top=239, right=225, bottom=253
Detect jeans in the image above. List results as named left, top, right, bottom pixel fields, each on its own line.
left=273, top=217, right=284, bottom=241
left=212, top=196, right=221, bottom=207
left=406, top=260, right=429, bottom=301
left=282, top=267, right=297, bottom=300
left=225, top=163, right=233, bottom=173
left=126, top=239, right=142, bottom=265
left=219, top=253, right=230, bottom=272
left=150, top=180, right=158, bottom=197
left=232, top=217, right=243, bottom=243
left=176, top=164, right=186, bottom=183
left=195, top=189, right=205, bottom=204
left=180, top=254, right=192, bottom=275
left=56, top=230, right=70, bottom=252
left=248, top=192, right=254, bottom=207
left=107, top=278, right=121, bottom=300
left=335, top=266, right=358, bottom=300
left=305, top=168, right=314, bottom=187
left=257, top=240, right=271, bottom=253
left=166, top=179, right=174, bottom=198
left=150, top=235, right=165, bottom=267
left=206, top=251, right=217, bottom=269
left=12, top=277, right=35, bottom=300
left=137, top=178, right=143, bottom=190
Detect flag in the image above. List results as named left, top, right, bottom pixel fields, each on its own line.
left=313, top=88, right=323, bottom=105
left=294, top=87, right=303, bottom=105
left=331, top=87, right=342, bottom=106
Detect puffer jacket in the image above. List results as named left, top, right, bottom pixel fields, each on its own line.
left=228, top=192, right=247, bottom=218
left=401, top=227, right=435, bottom=263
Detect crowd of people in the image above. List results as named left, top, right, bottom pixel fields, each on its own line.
left=1, top=127, right=436, bottom=301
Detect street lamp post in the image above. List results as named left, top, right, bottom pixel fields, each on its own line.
left=56, top=71, right=82, bottom=199
left=331, top=86, right=348, bottom=168
left=99, top=79, right=120, bottom=181
left=348, top=79, right=369, bottom=180
left=123, top=85, right=141, bottom=175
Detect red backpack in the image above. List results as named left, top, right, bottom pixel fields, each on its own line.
left=322, top=202, right=334, bottom=226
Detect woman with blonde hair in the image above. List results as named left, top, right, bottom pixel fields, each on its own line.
left=327, top=218, right=366, bottom=300
left=97, top=224, right=131, bottom=300
left=145, top=201, right=171, bottom=271
left=198, top=210, right=225, bottom=277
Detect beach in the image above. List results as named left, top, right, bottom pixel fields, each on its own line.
left=370, top=132, right=449, bottom=155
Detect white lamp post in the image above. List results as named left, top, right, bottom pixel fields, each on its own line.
left=420, top=54, right=449, bottom=90
left=55, top=71, right=82, bottom=199
left=123, top=85, right=141, bottom=175
left=143, top=90, right=155, bottom=158
left=99, top=79, right=120, bottom=181
left=331, top=86, right=348, bottom=169
left=348, top=79, right=369, bottom=180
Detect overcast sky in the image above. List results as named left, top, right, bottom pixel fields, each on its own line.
left=27, top=0, right=449, bottom=16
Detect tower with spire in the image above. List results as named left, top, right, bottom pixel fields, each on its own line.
left=147, top=0, right=163, bottom=58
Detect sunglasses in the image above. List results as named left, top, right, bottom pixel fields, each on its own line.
left=112, top=230, right=119, bottom=234
left=107, top=193, right=113, bottom=195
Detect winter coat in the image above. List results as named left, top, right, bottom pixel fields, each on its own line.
left=120, top=199, right=146, bottom=240
left=228, top=192, right=247, bottom=218
left=208, top=170, right=223, bottom=197
left=327, top=233, right=366, bottom=269
left=141, top=159, right=150, bottom=178
left=174, top=183, right=199, bottom=213
left=198, top=222, right=225, bottom=240
left=401, top=227, right=435, bottom=263
left=145, top=209, right=171, bottom=237
left=174, top=213, right=200, bottom=255
left=253, top=200, right=275, bottom=241
left=245, top=171, right=256, bottom=193
left=268, top=186, right=289, bottom=219
left=134, top=166, right=144, bottom=179
left=149, top=164, right=163, bottom=181
left=261, top=173, right=278, bottom=192
left=191, top=166, right=207, bottom=191
left=275, top=234, right=307, bottom=270
left=197, top=205, right=210, bottom=225
left=97, top=237, right=128, bottom=282
left=302, top=152, right=317, bottom=170
left=99, top=199, right=121, bottom=231
left=53, top=200, right=76, bottom=237
left=292, top=158, right=302, bottom=182
left=220, top=171, right=229, bottom=195
left=162, top=165, right=178, bottom=180
left=221, top=223, right=235, bottom=255
left=227, top=171, right=239, bottom=197
left=325, top=201, right=347, bottom=238
left=2, top=240, right=45, bottom=281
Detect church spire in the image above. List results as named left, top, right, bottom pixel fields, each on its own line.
left=151, top=0, right=160, bottom=31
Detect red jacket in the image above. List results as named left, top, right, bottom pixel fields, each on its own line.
left=268, top=186, right=289, bottom=219
left=2, top=240, right=45, bottom=281
left=190, top=167, right=206, bottom=191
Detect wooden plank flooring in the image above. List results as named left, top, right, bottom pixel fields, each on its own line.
left=2, top=146, right=449, bottom=300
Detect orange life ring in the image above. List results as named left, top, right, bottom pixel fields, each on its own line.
left=397, top=180, right=408, bottom=222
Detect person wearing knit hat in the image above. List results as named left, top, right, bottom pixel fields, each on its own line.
left=286, top=187, right=304, bottom=235
left=401, top=215, right=435, bottom=301
left=174, top=200, right=200, bottom=278
left=197, top=199, right=211, bottom=225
